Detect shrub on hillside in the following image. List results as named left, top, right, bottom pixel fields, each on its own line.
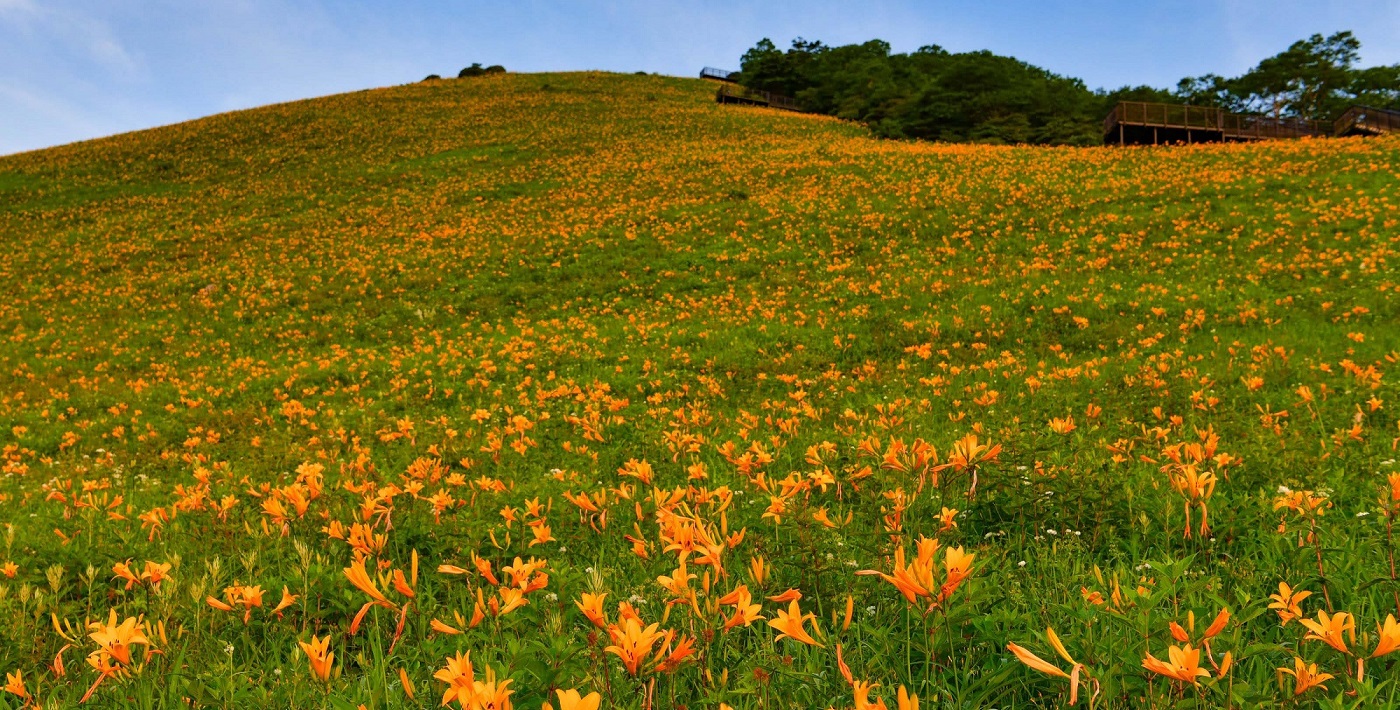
left=459, top=64, right=506, bottom=78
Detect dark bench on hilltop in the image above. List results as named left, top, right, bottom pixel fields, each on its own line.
left=1104, top=101, right=1400, bottom=145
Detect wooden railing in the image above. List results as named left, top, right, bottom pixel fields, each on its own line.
left=1334, top=105, right=1400, bottom=136
left=715, top=83, right=804, bottom=112
left=1104, top=102, right=1330, bottom=141
left=700, top=67, right=740, bottom=83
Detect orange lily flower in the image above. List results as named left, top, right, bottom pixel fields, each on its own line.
left=576, top=592, right=608, bottom=628
left=343, top=557, right=391, bottom=605
left=434, top=651, right=476, bottom=707
left=768, top=598, right=823, bottom=647
left=1299, top=610, right=1354, bottom=654
left=939, top=546, right=975, bottom=601
left=87, top=609, right=151, bottom=667
left=897, top=685, right=919, bottom=710
left=605, top=618, right=665, bottom=675
left=1279, top=656, right=1333, bottom=695
left=140, top=561, right=172, bottom=589
left=4, top=670, right=27, bottom=701
left=551, top=688, right=602, bottom=710
left=112, top=560, right=140, bottom=590
left=271, top=587, right=298, bottom=617
left=1007, top=642, right=1070, bottom=679
left=1372, top=615, right=1399, bottom=658
left=1142, top=644, right=1209, bottom=685
left=723, top=586, right=764, bottom=630
left=430, top=618, right=463, bottom=635
left=1268, top=582, right=1311, bottom=626
left=298, top=634, right=335, bottom=683
left=766, top=588, right=802, bottom=603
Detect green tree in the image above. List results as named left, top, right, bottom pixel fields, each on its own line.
left=1234, top=31, right=1361, bottom=119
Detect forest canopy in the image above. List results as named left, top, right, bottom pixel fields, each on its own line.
left=736, top=32, right=1400, bottom=145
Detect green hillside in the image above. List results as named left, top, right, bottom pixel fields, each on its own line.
left=1, top=71, right=1398, bottom=708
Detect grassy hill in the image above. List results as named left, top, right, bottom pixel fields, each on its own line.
left=1, top=71, right=1398, bottom=708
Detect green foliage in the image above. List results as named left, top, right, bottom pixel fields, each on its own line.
left=739, top=38, right=1107, bottom=145
left=740, top=31, right=1400, bottom=143
left=1179, top=31, right=1400, bottom=119
left=457, top=63, right=505, bottom=79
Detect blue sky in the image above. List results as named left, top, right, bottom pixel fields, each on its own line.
left=2, top=0, right=1398, bottom=155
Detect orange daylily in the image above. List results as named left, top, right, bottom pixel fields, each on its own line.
left=576, top=592, right=608, bottom=628
left=87, top=609, right=151, bottom=667
left=1268, top=582, right=1312, bottom=626
left=1372, top=614, right=1400, bottom=658
left=768, top=598, right=823, bottom=647
left=1279, top=656, right=1333, bottom=696
left=4, top=670, right=27, bottom=701
left=722, top=586, right=764, bottom=630
left=1299, top=610, right=1354, bottom=654
left=1142, top=644, right=1209, bottom=685
left=343, top=557, right=392, bottom=605
left=298, top=634, right=335, bottom=682
left=604, top=618, right=665, bottom=675
left=271, top=587, right=299, bottom=617
left=112, top=560, right=140, bottom=590
left=551, top=688, right=602, bottom=710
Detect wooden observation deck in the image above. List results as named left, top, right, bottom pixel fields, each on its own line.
left=1104, top=102, right=1330, bottom=145
left=714, top=83, right=805, bottom=112
left=700, top=67, right=740, bottom=83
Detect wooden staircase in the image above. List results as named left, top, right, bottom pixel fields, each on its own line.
left=1333, top=105, right=1400, bottom=137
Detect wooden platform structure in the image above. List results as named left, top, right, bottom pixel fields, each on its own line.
left=700, top=67, right=740, bottom=83
left=1333, top=105, right=1400, bottom=137
left=714, top=83, right=804, bottom=112
left=1104, top=102, right=1330, bottom=145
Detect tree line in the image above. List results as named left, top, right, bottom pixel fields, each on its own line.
left=736, top=32, right=1400, bottom=145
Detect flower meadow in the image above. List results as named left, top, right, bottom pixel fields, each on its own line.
left=0, top=71, right=1398, bottom=709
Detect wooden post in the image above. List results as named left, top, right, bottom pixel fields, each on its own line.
left=1119, top=124, right=1124, bottom=146
left=1153, top=127, right=1158, bottom=145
